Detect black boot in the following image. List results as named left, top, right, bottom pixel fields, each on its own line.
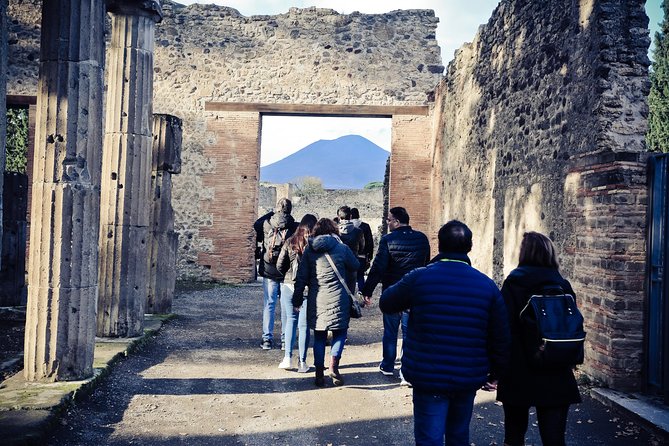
left=329, top=356, right=343, bottom=386
left=315, top=366, right=325, bottom=387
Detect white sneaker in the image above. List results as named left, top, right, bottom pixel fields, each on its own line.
left=278, top=357, right=292, bottom=369
left=297, top=361, right=310, bottom=373
left=399, top=369, right=412, bottom=387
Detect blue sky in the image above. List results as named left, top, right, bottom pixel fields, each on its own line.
left=180, top=1, right=664, bottom=165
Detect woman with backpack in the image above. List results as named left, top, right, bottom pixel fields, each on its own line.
left=496, top=231, right=581, bottom=446
left=292, top=218, right=359, bottom=387
left=276, top=214, right=318, bottom=373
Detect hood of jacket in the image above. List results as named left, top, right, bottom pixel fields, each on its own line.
left=310, top=234, right=340, bottom=253
left=269, top=211, right=294, bottom=230
left=338, top=220, right=356, bottom=234
left=351, top=218, right=361, bottom=228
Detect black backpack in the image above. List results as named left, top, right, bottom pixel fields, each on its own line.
left=264, top=227, right=288, bottom=265
left=519, top=286, right=586, bottom=368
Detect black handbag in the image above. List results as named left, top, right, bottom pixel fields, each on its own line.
left=324, top=253, right=363, bottom=319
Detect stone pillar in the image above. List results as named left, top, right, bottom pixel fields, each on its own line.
left=98, top=0, right=162, bottom=337
left=0, top=0, right=8, bottom=271
left=146, top=114, right=181, bottom=314
left=23, top=0, right=106, bottom=381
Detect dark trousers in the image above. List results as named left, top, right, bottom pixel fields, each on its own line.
left=503, top=403, right=570, bottom=446
left=412, top=389, right=476, bottom=446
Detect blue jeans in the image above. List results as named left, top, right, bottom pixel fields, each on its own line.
left=262, top=278, right=285, bottom=343
left=280, top=283, right=309, bottom=362
left=413, top=389, right=476, bottom=446
left=381, top=311, right=409, bottom=371
left=313, top=329, right=347, bottom=368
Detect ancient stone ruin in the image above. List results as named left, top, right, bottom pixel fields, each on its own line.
left=0, top=0, right=657, bottom=398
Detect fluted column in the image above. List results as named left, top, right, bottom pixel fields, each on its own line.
left=146, top=114, right=182, bottom=314
left=98, top=0, right=162, bottom=337
left=24, top=0, right=105, bottom=381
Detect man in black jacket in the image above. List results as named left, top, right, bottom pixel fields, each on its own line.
left=351, top=207, right=374, bottom=292
left=361, top=207, right=430, bottom=378
left=336, top=205, right=365, bottom=260
left=254, top=198, right=297, bottom=350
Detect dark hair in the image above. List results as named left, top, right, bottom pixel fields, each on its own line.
left=289, top=214, right=317, bottom=255
left=350, top=208, right=360, bottom=219
left=518, top=231, right=559, bottom=269
left=277, top=197, right=292, bottom=214
left=438, top=220, right=473, bottom=253
left=313, top=218, right=340, bottom=237
left=389, top=207, right=410, bottom=224
left=337, top=206, right=352, bottom=220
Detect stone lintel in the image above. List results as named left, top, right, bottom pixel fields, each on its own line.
left=204, top=101, right=430, bottom=117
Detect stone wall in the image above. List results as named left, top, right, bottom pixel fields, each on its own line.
left=431, top=0, right=650, bottom=390
left=5, top=0, right=443, bottom=282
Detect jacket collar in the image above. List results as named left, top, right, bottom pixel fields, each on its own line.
left=429, top=252, right=472, bottom=265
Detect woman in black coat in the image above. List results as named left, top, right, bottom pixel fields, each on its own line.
left=496, top=232, right=581, bottom=446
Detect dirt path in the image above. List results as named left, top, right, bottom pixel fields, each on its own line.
left=45, top=283, right=653, bottom=445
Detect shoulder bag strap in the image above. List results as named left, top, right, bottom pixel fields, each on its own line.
left=324, top=252, right=354, bottom=299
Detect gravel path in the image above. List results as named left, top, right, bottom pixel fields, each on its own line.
left=45, top=282, right=655, bottom=445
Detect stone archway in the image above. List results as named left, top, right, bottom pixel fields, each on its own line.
left=198, top=102, right=433, bottom=283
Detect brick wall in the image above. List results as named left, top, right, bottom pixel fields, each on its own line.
left=198, top=112, right=260, bottom=283
left=565, top=151, right=648, bottom=389
left=390, top=114, right=433, bottom=251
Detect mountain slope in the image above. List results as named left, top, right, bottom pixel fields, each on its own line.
left=260, top=135, right=389, bottom=189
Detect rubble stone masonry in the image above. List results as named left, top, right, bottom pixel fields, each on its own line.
left=431, top=0, right=650, bottom=389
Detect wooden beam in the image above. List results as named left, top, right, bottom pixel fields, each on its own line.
left=6, top=95, right=37, bottom=106
left=204, top=101, right=429, bottom=117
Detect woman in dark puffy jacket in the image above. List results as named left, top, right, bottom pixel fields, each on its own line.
left=292, top=218, right=359, bottom=387
left=497, top=232, right=581, bottom=446
left=276, top=214, right=317, bottom=373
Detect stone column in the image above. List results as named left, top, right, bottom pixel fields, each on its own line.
left=23, top=0, right=106, bottom=381
left=146, top=114, right=182, bottom=314
left=98, top=0, right=162, bottom=337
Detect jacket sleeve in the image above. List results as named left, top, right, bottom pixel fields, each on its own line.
left=379, top=269, right=416, bottom=314
left=344, top=246, right=359, bottom=293
left=363, top=224, right=374, bottom=259
left=422, top=235, right=431, bottom=266
left=361, top=236, right=390, bottom=296
left=276, top=243, right=290, bottom=276
left=487, top=285, right=511, bottom=380
left=292, top=250, right=311, bottom=307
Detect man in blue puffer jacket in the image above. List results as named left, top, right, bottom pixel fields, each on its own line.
left=380, top=220, right=510, bottom=446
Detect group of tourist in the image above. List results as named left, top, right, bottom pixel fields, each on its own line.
left=254, top=198, right=581, bottom=446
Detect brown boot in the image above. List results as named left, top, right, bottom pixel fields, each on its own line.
left=315, top=366, right=325, bottom=387
left=329, top=356, right=343, bottom=386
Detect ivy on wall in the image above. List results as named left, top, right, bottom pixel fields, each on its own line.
left=5, top=107, right=28, bottom=173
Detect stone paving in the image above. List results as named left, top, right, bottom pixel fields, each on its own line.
left=5, top=283, right=651, bottom=445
